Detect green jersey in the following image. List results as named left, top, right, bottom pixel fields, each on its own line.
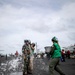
left=51, top=42, right=61, bottom=58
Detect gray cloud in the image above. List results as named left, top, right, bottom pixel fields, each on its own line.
left=0, top=0, right=75, bottom=54
left=0, top=0, right=75, bottom=11
left=30, top=25, right=50, bottom=33
left=67, top=32, right=75, bottom=41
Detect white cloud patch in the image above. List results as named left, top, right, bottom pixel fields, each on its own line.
left=0, top=1, right=75, bottom=54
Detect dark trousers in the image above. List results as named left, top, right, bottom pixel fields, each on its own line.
left=62, top=55, right=65, bottom=62
left=49, top=58, right=65, bottom=75
left=23, top=56, right=30, bottom=74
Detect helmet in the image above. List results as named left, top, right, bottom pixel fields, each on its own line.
left=31, top=43, right=35, bottom=47
left=24, top=40, right=29, bottom=43
left=24, top=39, right=31, bottom=44
left=51, top=36, right=58, bottom=42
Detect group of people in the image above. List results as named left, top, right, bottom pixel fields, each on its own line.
left=22, top=40, right=35, bottom=75
left=61, top=49, right=71, bottom=62
left=22, top=36, right=66, bottom=75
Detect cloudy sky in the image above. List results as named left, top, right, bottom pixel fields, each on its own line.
left=0, top=0, right=75, bottom=54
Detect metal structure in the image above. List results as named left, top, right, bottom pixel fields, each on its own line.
left=44, top=46, right=51, bottom=53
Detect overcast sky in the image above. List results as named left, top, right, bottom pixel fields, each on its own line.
left=0, top=0, right=75, bottom=54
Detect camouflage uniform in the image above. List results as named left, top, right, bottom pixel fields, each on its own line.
left=22, top=40, right=31, bottom=75
left=28, top=43, right=35, bottom=73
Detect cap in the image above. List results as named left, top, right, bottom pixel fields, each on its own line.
left=24, top=40, right=29, bottom=43
left=51, top=36, right=58, bottom=42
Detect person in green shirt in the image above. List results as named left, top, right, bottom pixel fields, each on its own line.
left=49, top=37, right=65, bottom=75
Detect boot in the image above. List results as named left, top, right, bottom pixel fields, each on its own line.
left=27, top=71, right=32, bottom=74
left=23, top=71, right=27, bottom=75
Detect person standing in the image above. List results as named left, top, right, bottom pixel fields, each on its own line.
left=49, top=37, right=65, bottom=75
left=67, top=50, right=70, bottom=59
left=22, top=40, right=31, bottom=75
left=61, top=49, right=65, bottom=62
left=29, top=43, right=35, bottom=74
